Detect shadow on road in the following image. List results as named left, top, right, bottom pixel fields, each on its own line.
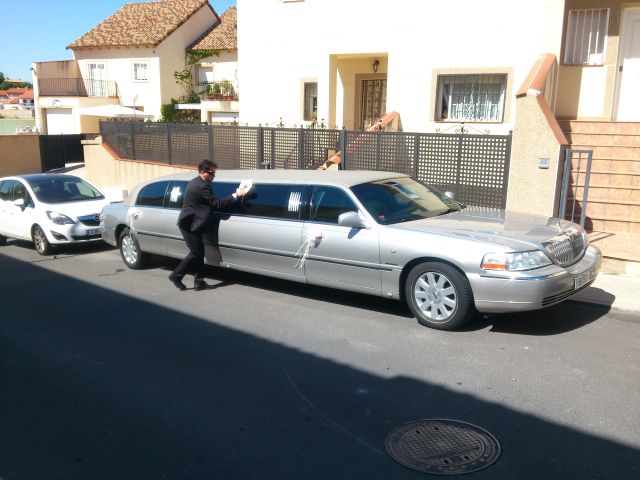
left=156, top=256, right=611, bottom=336
left=0, top=253, right=636, bottom=479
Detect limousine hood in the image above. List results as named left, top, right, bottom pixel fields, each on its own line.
left=393, top=207, right=579, bottom=250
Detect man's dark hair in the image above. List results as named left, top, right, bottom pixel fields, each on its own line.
left=197, top=159, right=218, bottom=173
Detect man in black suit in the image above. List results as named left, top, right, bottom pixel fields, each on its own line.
left=169, top=160, right=248, bottom=291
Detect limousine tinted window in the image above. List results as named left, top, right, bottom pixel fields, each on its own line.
left=351, top=177, right=461, bottom=224
left=239, top=184, right=305, bottom=220
left=310, top=186, right=357, bottom=224
left=136, top=181, right=170, bottom=207
left=166, top=181, right=187, bottom=209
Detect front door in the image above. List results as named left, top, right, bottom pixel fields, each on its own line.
left=302, top=186, right=381, bottom=294
left=616, top=8, right=640, bottom=120
left=360, top=79, right=387, bottom=129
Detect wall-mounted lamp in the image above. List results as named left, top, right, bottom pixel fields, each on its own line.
left=372, top=59, right=380, bottom=73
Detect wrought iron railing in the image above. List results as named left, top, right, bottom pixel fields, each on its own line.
left=38, top=78, right=118, bottom=98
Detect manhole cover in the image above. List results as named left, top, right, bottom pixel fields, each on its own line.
left=385, top=419, right=501, bottom=475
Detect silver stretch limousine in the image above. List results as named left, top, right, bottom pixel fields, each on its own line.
left=100, top=170, right=601, bottom=330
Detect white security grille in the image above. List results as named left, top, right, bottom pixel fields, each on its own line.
left=564, top=9, right=609, bottom=65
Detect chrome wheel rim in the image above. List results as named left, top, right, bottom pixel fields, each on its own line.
left=121, top=234, right=138, bottom=265
left=414, top=271, right=457, bottom=322
left=34, top=228, right=47, bottom=254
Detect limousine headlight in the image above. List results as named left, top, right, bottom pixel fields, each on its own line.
left=481, top=250, right=552, bottom=271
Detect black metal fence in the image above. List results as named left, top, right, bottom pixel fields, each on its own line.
left=100, top=121, right=511, bottom=208
left=40, top=134, right=88, bottom=171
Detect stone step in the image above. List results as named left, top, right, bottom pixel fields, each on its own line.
left=568, top=144, right=640, bottom=160
left=565, top=198, right=640, bottom=219
left=587, top=231, right=640, bottom=262
left=558, top=120, right=640, bottom=135
left=572, top=185, right=640, bottom=202
left=565, top=132, right=640, bottom=147
left=570, top=158, right=640, bottom=172
left=570, top=171, right=640, bottom=187
left=576, top=215, right=640, bottom=234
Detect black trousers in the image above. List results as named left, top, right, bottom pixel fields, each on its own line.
left=174, top=226, right=205, bottom=281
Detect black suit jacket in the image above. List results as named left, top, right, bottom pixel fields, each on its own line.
left=177, top=176, right=236, bottom=233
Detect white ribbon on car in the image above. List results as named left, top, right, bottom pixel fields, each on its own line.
left=126, top=208, right=142, bottom=236
left=295, top=229, right=324, bottom=269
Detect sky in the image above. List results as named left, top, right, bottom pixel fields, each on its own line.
left=0, top=0, right=237, bottom=83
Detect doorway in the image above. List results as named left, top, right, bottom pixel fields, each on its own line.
left=359, top=78, right=387, bottom=129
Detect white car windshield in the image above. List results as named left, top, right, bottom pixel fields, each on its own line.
left=351, top=177, right=462, bottom=224
left=30, top=177, right=104, bottom=204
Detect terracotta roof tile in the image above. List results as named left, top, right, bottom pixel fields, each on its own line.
left=6, top=87, right=29, bottom=95
left=19, top=90, right=34, bottom=99
left=190, top=6, right=236, bottom=50
left=67, top=0, right=217, bottom=50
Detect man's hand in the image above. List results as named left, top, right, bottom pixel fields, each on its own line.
left=235, top=186, right=250, bottom=197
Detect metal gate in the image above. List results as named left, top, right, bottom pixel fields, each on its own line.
left=39, top=134, right=87, bottom=172
left=559, top=148, right=593, bottom=228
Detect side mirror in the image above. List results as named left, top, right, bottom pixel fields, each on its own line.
left=444, top=191, right=455, bottom=199
left=338, top=211, right=367, bottom=229
left=13, top=198, right=25, bottom=207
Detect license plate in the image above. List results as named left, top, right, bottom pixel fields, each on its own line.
left=87, top=228, right=100, bottom=236
left=574, top=268, right=596, bottom=289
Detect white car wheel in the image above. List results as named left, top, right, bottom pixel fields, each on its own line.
left=32, top=225, right=53, bottom=256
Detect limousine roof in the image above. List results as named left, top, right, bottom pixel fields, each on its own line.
left=161, top=169, right=408, bottom=189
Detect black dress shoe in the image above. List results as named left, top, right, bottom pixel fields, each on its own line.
left=193, top=280, right=213, bottom=291
left=169, top=273, right=187, bottom=291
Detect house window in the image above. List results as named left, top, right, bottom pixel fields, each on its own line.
left=132, top=62, right=150, bottom=82
left=303, top=82, right=317, bottom=121
left=436, top=74, right=506, bottom=122
left=564, top=8, right=609, bottom=65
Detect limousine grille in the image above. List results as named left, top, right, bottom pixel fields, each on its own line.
left=543, top=230, right=586, bottom=266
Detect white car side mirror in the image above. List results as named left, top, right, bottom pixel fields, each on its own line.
left=13, top=198, right=25, bottom=207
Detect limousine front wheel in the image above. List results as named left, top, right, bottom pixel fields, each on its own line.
left=119, top=227, right=149, bottom=270
left=405, top=262, right=474, bottom=331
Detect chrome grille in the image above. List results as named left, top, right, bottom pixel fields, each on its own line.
left=543, top=230, right=585, bottom=266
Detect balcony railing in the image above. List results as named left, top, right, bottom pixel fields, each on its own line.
left=199, top=80, right=239, bottom=101
left=38, top=78, right=119, bottom=98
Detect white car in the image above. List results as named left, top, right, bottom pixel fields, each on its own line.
left=0, top=173, right=109, bottom=255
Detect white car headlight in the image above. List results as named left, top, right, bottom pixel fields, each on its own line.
left=481, top=250, right=552, bottom=271
left=46, top=211, right=76, bottom=225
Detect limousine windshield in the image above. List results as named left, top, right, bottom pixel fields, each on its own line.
left=351, top=177, right=462, bottom=225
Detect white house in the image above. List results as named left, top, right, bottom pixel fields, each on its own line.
left=33, top=0, right=221, bottom=134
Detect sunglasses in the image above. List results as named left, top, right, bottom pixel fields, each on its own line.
left=204, top=170, right=216, bottom=175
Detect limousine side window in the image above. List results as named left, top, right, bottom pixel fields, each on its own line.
left=136, top=181, right=170, bottom=208
left=237, top=183, right=304, bottom=220
left=166, top=181, right=187, bottom=209
left=310, top=186, right=357, bottom=224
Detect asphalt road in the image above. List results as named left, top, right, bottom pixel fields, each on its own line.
left=1, top=240, right=639, bottom=479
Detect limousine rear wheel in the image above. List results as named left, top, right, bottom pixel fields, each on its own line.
left=119, top=227, right=149, bottom=269
left=405, top=262, right=474, bottom=331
